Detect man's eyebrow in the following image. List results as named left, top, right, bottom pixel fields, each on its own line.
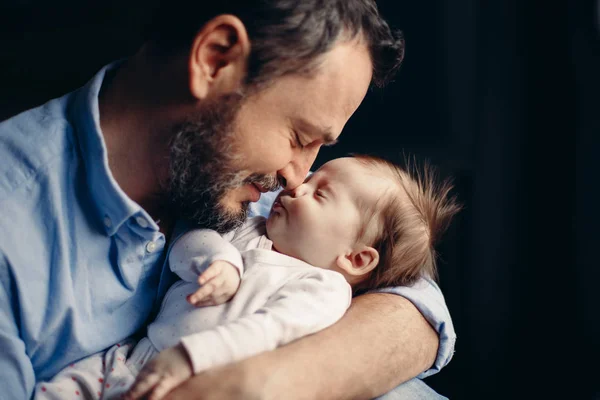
left=295, top=119, right=338, bottom=146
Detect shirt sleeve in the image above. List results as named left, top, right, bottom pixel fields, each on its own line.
left=0, top=253, right=36, bottom=399
left=371, top=277, right=456, bottom=378
left=168, top=229, right=244, bottom=282
left=180, top=270, right=352, bottom=373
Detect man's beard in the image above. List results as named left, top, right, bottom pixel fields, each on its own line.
left=167, top=93, right=280, bottom=233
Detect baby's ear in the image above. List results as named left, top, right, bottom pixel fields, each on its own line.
left=336, top=246, right=379, bottom=278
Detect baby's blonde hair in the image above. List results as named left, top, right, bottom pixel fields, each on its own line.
left=353, top=155, right=461, bottom=292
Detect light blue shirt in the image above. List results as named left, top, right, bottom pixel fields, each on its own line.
left=0, top=63, right=177, bottom=399
left=0, top=63, right=455, bottom=399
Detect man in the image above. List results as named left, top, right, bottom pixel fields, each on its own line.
left=0, top=1, right=455, bottom=399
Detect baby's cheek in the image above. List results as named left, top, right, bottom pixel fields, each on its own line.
left=295, top=203, right=319, bottom=223
left=303, top=236, right=332, bottom=261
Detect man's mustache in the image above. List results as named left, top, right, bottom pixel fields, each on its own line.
left=243, top=173, right=281, bottom=192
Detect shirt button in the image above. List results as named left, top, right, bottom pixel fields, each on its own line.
left=136, top=216, right=149, bottom=228
left=103, top=216, right=112, bottom=228
left=145, top=241, right=157, bottom=253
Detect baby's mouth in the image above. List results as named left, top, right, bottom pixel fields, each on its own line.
left=272, top=197, right=285, bottom=211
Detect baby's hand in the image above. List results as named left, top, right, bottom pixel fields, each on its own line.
left=124, top=343, right=192, bottom=400
left=187, top=260, right=241, bottom=307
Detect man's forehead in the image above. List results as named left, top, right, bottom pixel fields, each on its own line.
left=320, top=39, right=373, bottom=112
left=294, top=40, right=372, bottom=134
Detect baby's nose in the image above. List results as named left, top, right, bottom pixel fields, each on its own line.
left=291, top=185, right=308, bottom=198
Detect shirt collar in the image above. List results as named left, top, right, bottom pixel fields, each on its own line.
left=70, top=61, right=141, bottom=236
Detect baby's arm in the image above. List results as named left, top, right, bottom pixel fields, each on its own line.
left=169, top=229, right=243, bottom=306
left=126, top=270, right=352, bottom=400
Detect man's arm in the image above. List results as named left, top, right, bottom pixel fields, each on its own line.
left=165, top=293, right=438, bottom=400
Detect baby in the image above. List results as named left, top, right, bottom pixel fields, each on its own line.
left=34, top=155, right=459, bottom=400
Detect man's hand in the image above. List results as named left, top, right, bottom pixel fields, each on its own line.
left=187, top=260, right=241, bottom=307
left=125, top=343, right=193, bottom=400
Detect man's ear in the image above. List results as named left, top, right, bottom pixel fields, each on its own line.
left=336, top=246, right=379, bottom=278
left=188, top=14, right=250, bottom=100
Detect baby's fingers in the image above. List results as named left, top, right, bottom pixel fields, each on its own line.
left=198, top=263, right=222, bottom=285
left=192, top=298, right=217, bottom=307
left=147, top=377, right=180, bottom=400
left=125, top=372, right=161, bottom=400
left=187, top=283, right=215, bottom=306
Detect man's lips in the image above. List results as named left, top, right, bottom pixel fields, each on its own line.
left=252, top=183, right=269, bottom=193
left=243, top=183, right=272, bottom=203
left=246, top=183, right=261, bottom=202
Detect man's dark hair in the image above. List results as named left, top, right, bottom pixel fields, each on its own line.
left=144, top=0, right=404, bottom=88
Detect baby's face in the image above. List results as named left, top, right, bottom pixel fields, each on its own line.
left=266, top=157, right=388, bottom=269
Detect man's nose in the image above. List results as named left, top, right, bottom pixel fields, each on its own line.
left=277, top=148, right=318, bottom=190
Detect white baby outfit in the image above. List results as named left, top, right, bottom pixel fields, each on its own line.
left=34, top=217, right=351, bottom=399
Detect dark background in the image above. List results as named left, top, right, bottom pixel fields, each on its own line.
left=0, top=1, right=596, bottom=399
